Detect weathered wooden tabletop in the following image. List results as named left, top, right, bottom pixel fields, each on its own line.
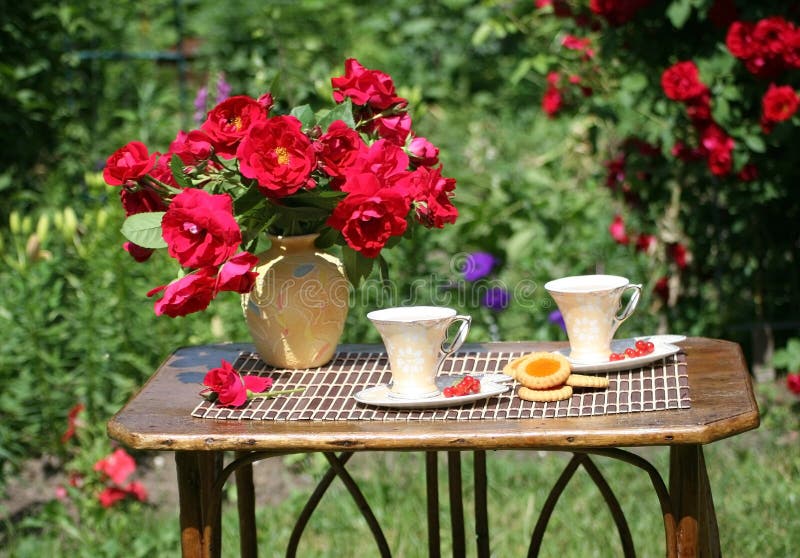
left=107, top=337, right=759, bottom=452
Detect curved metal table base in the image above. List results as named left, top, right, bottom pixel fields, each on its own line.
left=192, top=446, right=711, bottom=558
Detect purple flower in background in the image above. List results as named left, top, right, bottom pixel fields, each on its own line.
left=548, top=309, right=566, bottom=332
left=216, top=74, right=232, bottom=104
left=481, top=287, right=510, bottom=311
left=463, top=252, right=497, bottom=281
left=193, top=86, right=209, bottom=125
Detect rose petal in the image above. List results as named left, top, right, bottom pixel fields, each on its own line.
left=243, top=375, right=273, bottom=394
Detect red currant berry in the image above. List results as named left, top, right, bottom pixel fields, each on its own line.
left=443, top=386, right=454, bottom=398
left=644, top=341, right=655, bottom=354
left=635, top=340, right=648, bottom=351
left=609, top=353, right=624, bottom=361
left=624, top=348, right=638, bottom=358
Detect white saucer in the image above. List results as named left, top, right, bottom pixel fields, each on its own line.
left=354, top=379, right=509, bottom=409
left=635, top=334, right=687, bottom=345
left=554, top=338, right=681, bottom=373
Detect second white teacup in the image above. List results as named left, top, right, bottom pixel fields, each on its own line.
left=545, top=275, right=642, bottom=363
left=367, top=306, right=471, bottom=399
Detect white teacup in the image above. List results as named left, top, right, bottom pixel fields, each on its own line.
left=367, top=306, right=472, bottom=398
left=545, top=275, right=642, bottom=363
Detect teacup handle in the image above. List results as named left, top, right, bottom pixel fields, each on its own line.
left=613, top=284, right=642, bottom=332
left=437, top=315, right=472, bottom=372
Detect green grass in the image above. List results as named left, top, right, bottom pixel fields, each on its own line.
left=3, top=382, right=798, bottom=557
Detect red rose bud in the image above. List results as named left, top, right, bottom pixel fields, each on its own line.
left=408, top=136, right=440, bottom=167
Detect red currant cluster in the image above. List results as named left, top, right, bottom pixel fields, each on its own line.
left=443, top=375, right=481, bottom=397
left=609, top=339, right=655, bottom=361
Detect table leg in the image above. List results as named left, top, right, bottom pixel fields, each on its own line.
left=175, top=451, right=223, bottom=558
left=447, top=452, right=466, bottom=557
left=426, top=452, right=441, bottom=558
left=473, top=451, right=490, bottom=558
left=235, top=453, right=258, bottom=558
left=669, top=445, right=721, bottom=558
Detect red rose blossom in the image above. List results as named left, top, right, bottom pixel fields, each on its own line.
left=161, top=188, right=242, bottom=268
left=753, top=17, right=792, bottom=57
left=661, top=61, right=708, bottom=102
left=654, top=276, right=670, bottom=303
left=669, top=243, right=689, bottom=269
left=609, top=214, right=629, bottom=245
left=402, top=166, right=458, bottom=228
left=700, top=124, right=735, bottom=176
left=94, top=448, right=136, bottom=486
left=542, top=86, right=563, bottom=117
left=636, top=234, right=656, bottom=253
left=169, top=129, right=213, bottom=165
left=147, top=267, right=218, bottom=317
left=364, top=112, right=413, bottom=145
left=98, top=487, right=129, bottom=508
left=787, top=372, right=800, bottom=395
left=327, top=171, right=411, bottom=257
left=348, top=139, right=410, bottom=185
left=119, top=187, right=167, bottom=217
left=125, top=481, right=148, bottom=503
left=201, top=95, right=267, bottom=158
left=103, top=141, right=157, bottom=186
left=726, top=21, right=756, bottom=59
left=148, top=155, right=180, bottom=188
left=216, top=251, right=259, bottom=293
left=317, top=120, right=367, bottom=178
left=331, top=58, right=407, bottom=110
left=203, top=359, right=272, bottom=407
left=761, top=84, right=799, bottom=123
left=685, top=90, right=713, bottom=123
left=236, top=115, right=317, bottom=198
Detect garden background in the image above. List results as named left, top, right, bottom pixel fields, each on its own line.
left=1, top=0, right=798, bottom=556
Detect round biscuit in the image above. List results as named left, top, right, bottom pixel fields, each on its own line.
left=565, top=374, right=609, bottom=389
left=518, top=384, right=573, bottom=402
left=502, top=354, right=530, bottom=380
left=514, top=352, right=571, bottom=389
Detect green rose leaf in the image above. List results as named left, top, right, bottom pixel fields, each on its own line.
left=120, top=212, right=167, bottom=249
left=743, top=134, right=766, bottom=153
left=318, top=98, right=355, bottom=131
left=667, top=0, right=692, bottom=29
left=169, top=154, right=192, bottom=188
left=341, top=245, right=375, bottom=286
left=289, top=104, right=316, bottom=130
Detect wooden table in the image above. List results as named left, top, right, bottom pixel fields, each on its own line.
left=107, top=338, right=759, bottom=558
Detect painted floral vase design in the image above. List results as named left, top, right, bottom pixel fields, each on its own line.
left=242, top=234, right=349, bottom=369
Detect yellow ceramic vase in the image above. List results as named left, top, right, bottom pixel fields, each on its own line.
left=242, top=234, right=349, bottom=369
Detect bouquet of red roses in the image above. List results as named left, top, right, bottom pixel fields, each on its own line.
left=103, top=58, right=458, bottom=318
